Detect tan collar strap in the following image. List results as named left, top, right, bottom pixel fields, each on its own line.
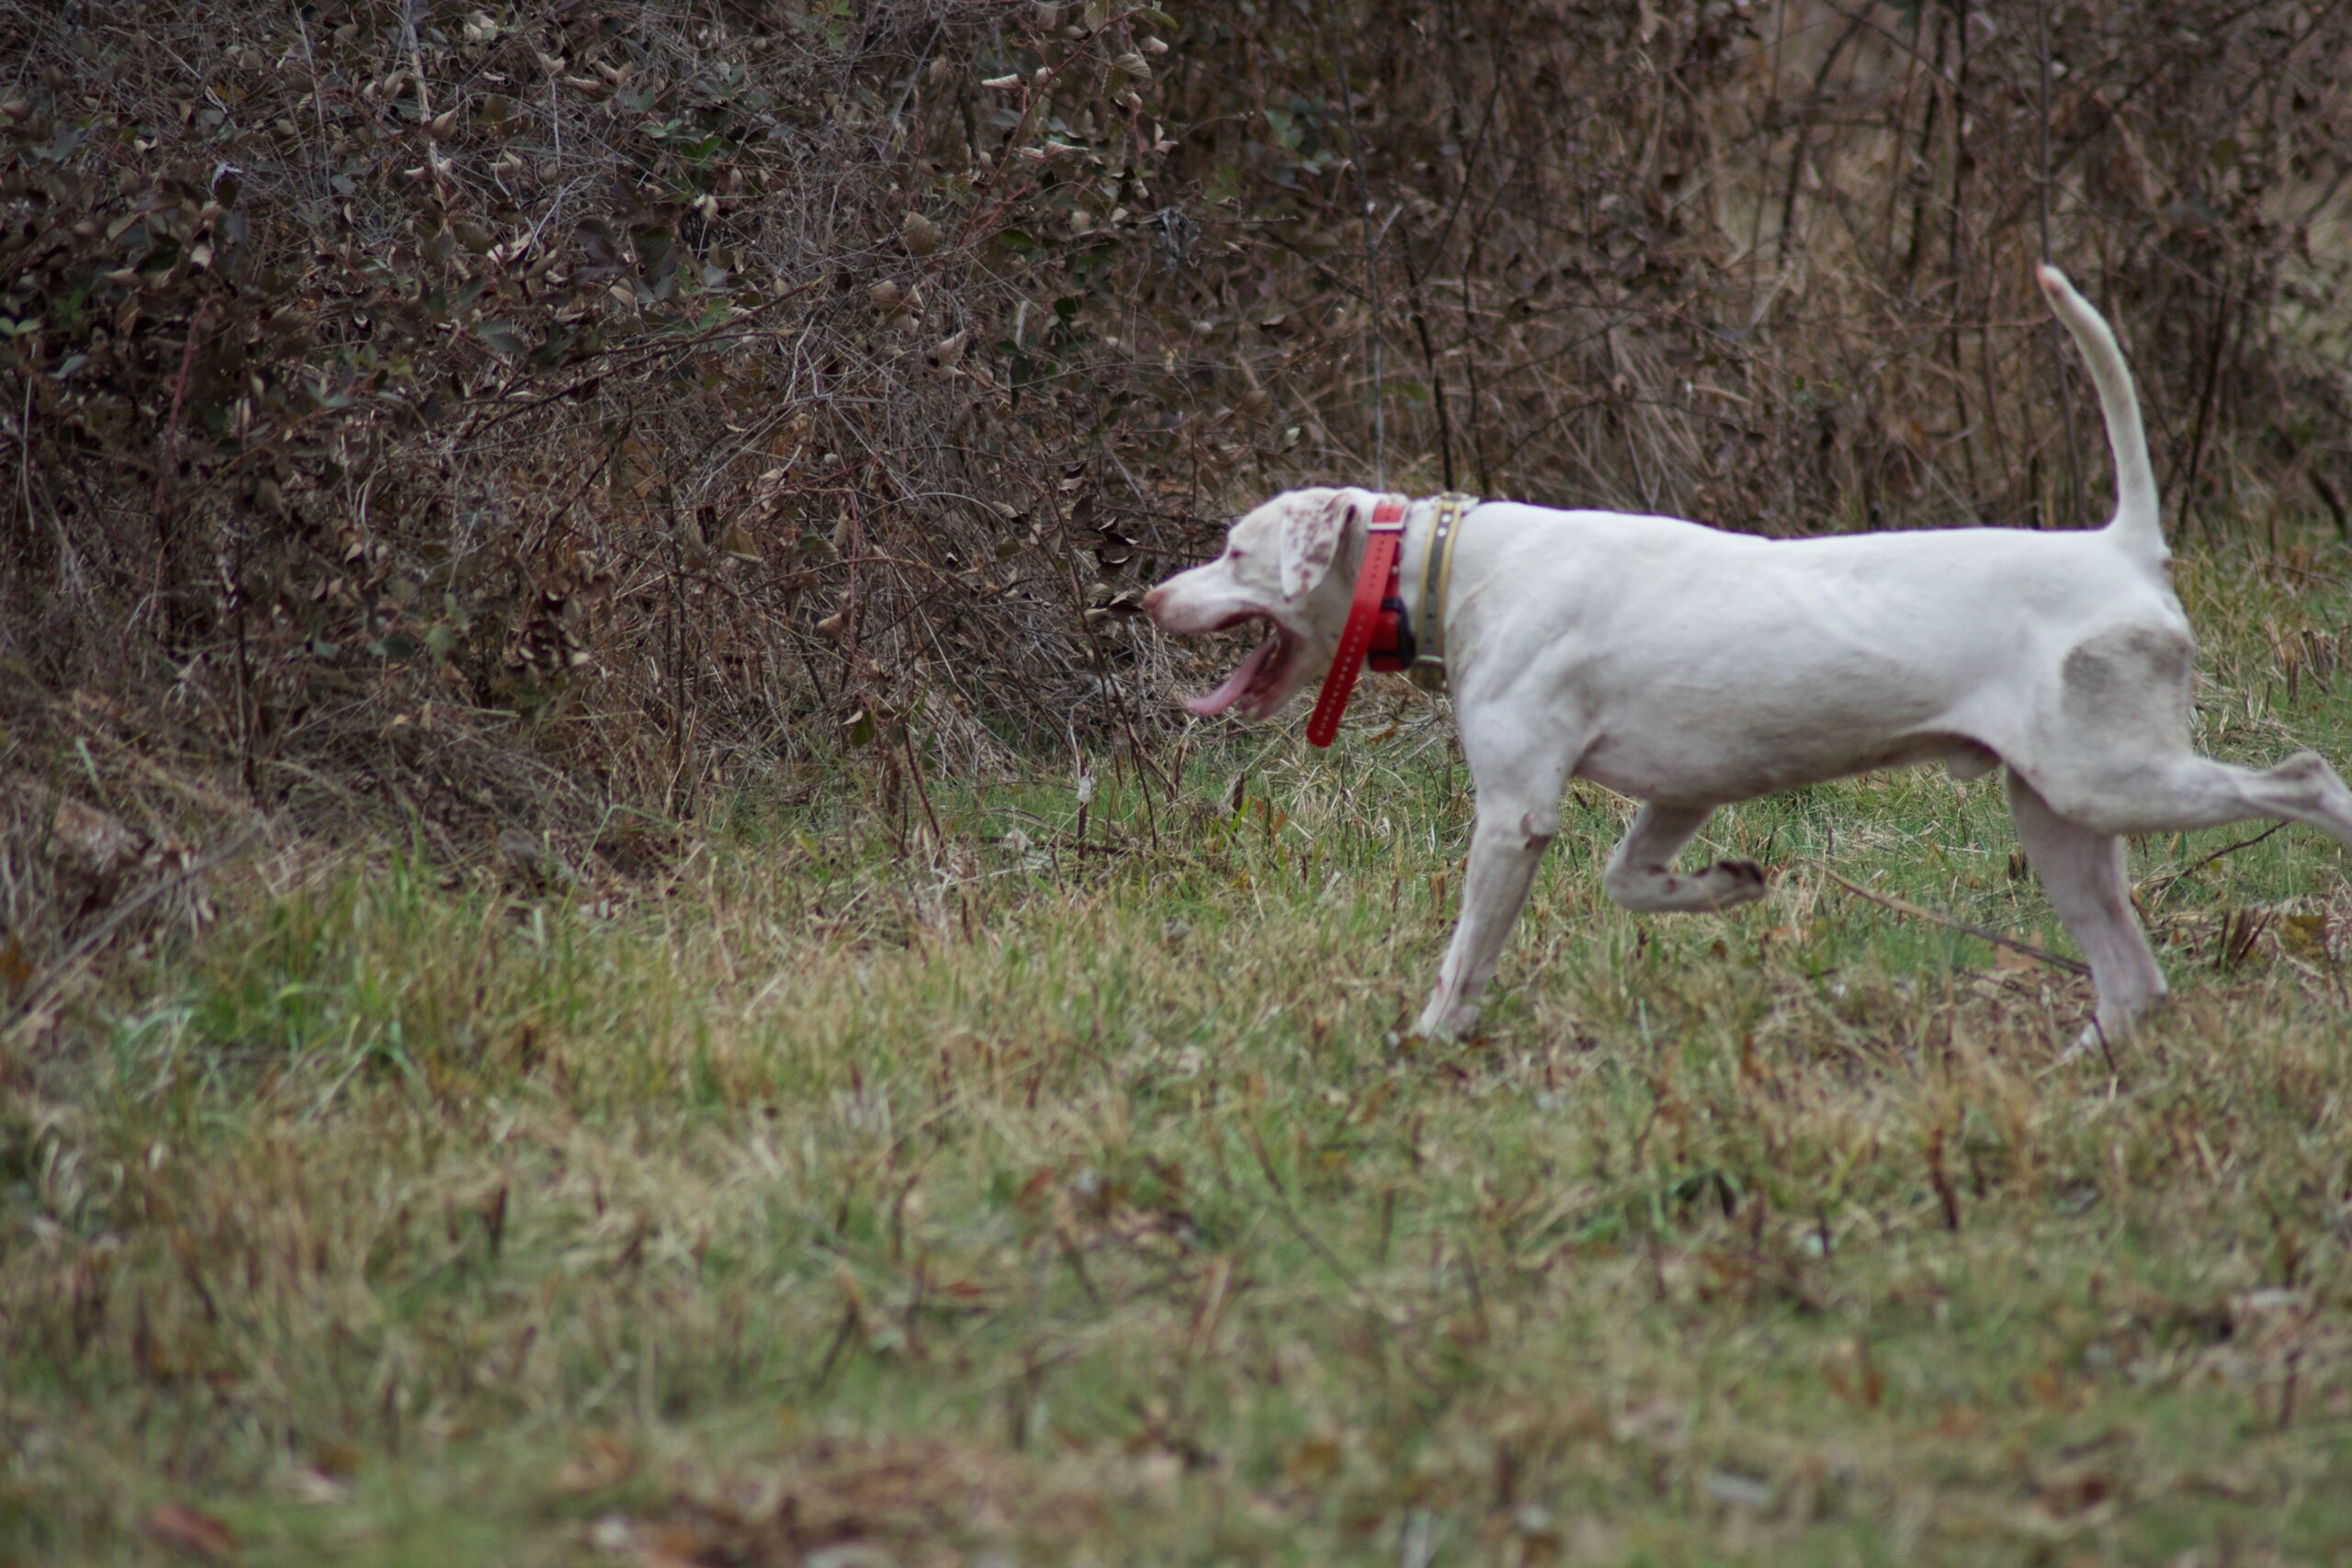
left=1412, top=491, right=1479, bottom=682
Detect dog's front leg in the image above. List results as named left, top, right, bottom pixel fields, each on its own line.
left=1416, top=719, right=1581, bottom=1040
left=1601, top=803, right=1767, bottom=912
left=1416, top=808, right=1557, bottom=1039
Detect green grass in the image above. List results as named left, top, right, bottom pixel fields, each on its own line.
left=6, top=552, right=2352, bottom=1565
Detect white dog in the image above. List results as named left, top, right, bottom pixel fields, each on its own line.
left=1145, top=266, right=2352, bottom=1046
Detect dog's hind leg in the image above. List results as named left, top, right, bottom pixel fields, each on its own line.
left=2033, top=749, right=2352, bottom=848
left=2006, top=769, right=2167, bottom=1047
left=1601, top=803, right=1768, bottom=913
left=2026, top=620, right=2352, bottom=847
left=1416, top=716, right=1581, bottom=1041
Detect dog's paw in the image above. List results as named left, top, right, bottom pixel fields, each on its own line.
left=1414, top=998, right=1480, bottom=1042
left=1710, top=858, right=1770, bottom=903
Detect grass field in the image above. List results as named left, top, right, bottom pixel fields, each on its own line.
left=6, top=551, right=2352, bottom=1566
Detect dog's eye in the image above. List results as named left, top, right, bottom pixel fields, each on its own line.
left=1227, top=547, right=1246, bottom=561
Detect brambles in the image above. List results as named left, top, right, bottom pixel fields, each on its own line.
left=0, top=0, right=1205, bottom=990
left=2, top=0, right=2347, bottom=987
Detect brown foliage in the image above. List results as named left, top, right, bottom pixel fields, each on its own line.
left=2, top=0, right=1198, bottom=824
left=0, top=0, right=2346, bottom=973
left=1155, top=0, right=2352, bottom=537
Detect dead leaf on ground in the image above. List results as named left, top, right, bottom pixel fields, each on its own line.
left=144, top=1502, right=233, bottom=1560
left=635, top=1523, right=714, bottom=1568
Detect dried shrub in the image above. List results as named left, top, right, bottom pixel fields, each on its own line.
left=1146, top=0, right=2352, bottom=540
left=0, top=0, right=1195, bottom=840
left=2, top=0, right=2347, bottom=997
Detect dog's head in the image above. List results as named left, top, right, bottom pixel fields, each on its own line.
left=1143, top=486, right=1381, bottom=720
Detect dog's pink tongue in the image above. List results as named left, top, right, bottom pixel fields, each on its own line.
left=1185, top=636, right=1277, bottom=716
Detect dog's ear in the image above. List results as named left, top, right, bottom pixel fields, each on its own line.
left=1278, top=490, right=1361, bottom=601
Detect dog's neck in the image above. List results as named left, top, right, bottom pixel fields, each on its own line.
left=1394, top=492, right=1476, bottom=682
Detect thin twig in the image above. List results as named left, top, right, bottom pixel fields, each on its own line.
left=885, top=15, right=950, bottom=153
left=1243, top=1123, right=1375, bottom=1304
left=901, top=721, right=944, bottom=858
left=1816, top=864, right=2089, bottom=976
left=402, top=0, right=431, bottom=122
left=2143, top=820, right=2288, bottom=905
left=293, top=7, right=332, bottom=187
left=141, top=299, right=215, bottom=633
left=1816, top=0, right=1956, bottom=85
left=1776, top=17, right=1863, bottom=265
left=449, top=284, right=817, bottom=441
left=2035, top=0, right=2085, bottom=528
left=1396, top=238, right=1457, bottom=490
left=1319, top=0, right=1385, bottom=486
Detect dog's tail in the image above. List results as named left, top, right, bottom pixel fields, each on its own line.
left=2036, top=264, right=2165, bottom=565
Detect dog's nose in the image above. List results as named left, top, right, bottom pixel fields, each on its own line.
left=1142, top=583, right=1167, bottom=619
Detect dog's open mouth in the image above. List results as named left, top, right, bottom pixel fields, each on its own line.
left=1185, top=615, right=1296, bottom=717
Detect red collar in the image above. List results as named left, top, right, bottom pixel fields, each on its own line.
left=1305, top=497, right=1414, bottom=748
